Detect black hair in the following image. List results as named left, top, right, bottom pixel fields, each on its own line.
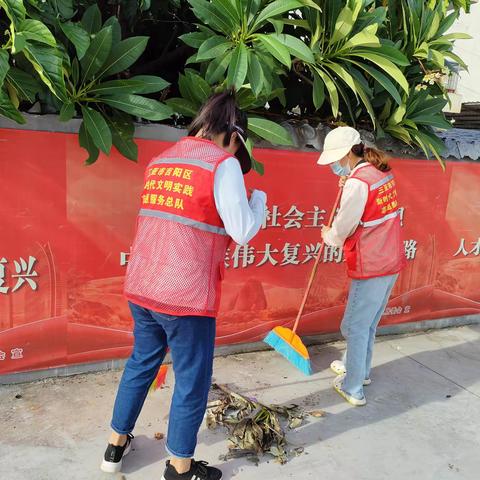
left=188, top=89, right=248, bottom=148
left=351, top=143, right=391, bottom=172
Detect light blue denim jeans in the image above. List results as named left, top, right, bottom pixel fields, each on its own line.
left=340, top=274, right=399, bottom=400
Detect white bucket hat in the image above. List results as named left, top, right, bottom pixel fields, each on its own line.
left=317, top=126, right=362, bottom=165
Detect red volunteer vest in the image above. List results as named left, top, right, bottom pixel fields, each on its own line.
left=124, top=137, right=234, bottom=317
left=344, top=163, right=406, bottom=279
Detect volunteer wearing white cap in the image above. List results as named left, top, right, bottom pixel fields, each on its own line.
left=318, top=126, right=406, bottom=406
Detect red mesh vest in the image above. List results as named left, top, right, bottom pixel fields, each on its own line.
left=344, top=164, right=406, bottom=279
left=124, top=137, right=234, bottom=317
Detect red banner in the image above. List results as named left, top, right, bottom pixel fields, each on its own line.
left=1, top=129, right=479, bottom=375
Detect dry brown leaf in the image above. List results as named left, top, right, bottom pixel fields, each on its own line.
left=308, top=410, right=326, bottom=418
left=154, top=432, right=164, bottom=440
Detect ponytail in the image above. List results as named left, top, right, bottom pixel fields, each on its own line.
left=188, top=88, right=247, bottom=147
left=351, top=143, right=391, bottom=172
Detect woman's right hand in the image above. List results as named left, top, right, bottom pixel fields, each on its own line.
left=338, top=176, right=348, bottom=188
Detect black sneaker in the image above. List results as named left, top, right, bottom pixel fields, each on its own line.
left=162, top=459, right=222, bottom=480
left=100, top=433, right=134, bottom=473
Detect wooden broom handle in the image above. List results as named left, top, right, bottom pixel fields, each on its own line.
left=291, top=188, right=343, bottom=335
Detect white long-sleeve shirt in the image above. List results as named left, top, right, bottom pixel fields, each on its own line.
left=323, top=163, right=369, bottom=248
left=214, top=157, right=267, bottom=246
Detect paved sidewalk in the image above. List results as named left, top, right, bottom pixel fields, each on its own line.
left=1, top=325, right=480, bottom=480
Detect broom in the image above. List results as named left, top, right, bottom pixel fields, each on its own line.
left=149, top=347, right=171, bottom=393
left=263, top=188, right=343, bottom=376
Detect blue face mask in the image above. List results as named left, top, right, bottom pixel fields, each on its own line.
left=330, top=160, right=351, bottom=177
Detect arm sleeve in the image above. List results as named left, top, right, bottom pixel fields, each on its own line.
left=214, top=157, right=266, bottom=246
left=323, top=178, right=368, bottom=248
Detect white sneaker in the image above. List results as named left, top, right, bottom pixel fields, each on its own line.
left=330, top=360, right=371, bottom=386
left=333, top=375, right=367, bottom=407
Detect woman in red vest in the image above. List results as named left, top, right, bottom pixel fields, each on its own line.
left=318, top=126, right=406, bottom=406
left=101, top=91, right=266, bottom=480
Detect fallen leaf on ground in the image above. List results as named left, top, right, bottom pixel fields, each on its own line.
left=308, top=410, right=326, bottom=418
left=207, top=384, right=306, bottom=464
left=154, top=432, right=164, bottom=440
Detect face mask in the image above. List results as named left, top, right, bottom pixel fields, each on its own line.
left=330, top=160, right=351, bottom=177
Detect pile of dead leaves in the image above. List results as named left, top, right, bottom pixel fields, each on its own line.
left=206, top=384, right=316, bottom=465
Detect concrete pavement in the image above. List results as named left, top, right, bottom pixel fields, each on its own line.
left=1, top=324, right=480, bottom=480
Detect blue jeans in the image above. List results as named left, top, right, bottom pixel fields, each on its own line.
left=111, top=302, right=216, bottom=458
left=341, top=274, right=399, bottom=400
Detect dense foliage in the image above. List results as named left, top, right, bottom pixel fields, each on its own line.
left=0, top=0, right=473, bottom=167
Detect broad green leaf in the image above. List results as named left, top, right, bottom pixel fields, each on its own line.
left=81, top=4, right=102, bottom=34
left=19, top=20, right=56, bottom=47
left=351, top=51, right=409, bottom=93
left=414, top=42, right=429, bottom=59
left=408, top=114, right=451, bottom=129
left=341, top=24, right=379, bottom=50
left=90, top=76, right=169, bottom=96
left=248, top=116, right=293, bottom=146
left=100, top=36, right=149, bottom=78
left=251, top=0, right=302, bottom=32
left=325, top=62, right=357, bottom=97
left=6, top=68, right=40, bottom=103
left=227, top=42, right=249, bottom=90
left=23, top=43, right=67, bottom=100
left=369, top=43, right=410, bottom=66
left=166, top=97, right=198, bottom=117
left=212, top=0, right=240, bottom=24
left=352, top=75, right=376, bottom=127
left=444, top=51, right=468, bottom=70
left=314, top=68, right=339, bottom=118
left=0, top=50, right=10, bottom=85
left=80, top=26, right=113, bottom=81
left=247, top=52, right=264, bottom=97
left=79, top=121, right=100, bottom=165
left=104, top=16, right=122, bottom=45
left=331, top=5, right=354, bottom=45
left=185, top=69, right=212, bottom=102
left=100, top=94, right=173, bottom=121
left=437, top=12, right=458, bottom=37
left=440, top=33, right=472, bottom=41
left=268, top=19, right=284, bottom=35
left=283, top=18, right=310, bottom=29
left=56, top=0, right=75, bottom=19
left=272, top=34, right=315, bottom=63
left=59, top=101, right=75, bottom=121
left=7, top=83, right=18, bottom=110
left=385, top=125, right=412, bottom=144
left=312, top=72, right=325, bottom=110
left=72, top=57, right=80, bottom=86
left=187, top=0, right=235, bottom=36
left=350, top=61, right=402, bottom=105
left=179, top=31, right=211, bottom=48
left=298, top=0, right=322, bottom=12
left=197, top=36, right=232, bottom=61
left=206, top=51, right=232, bottom=84
left=178, top=73, right=198, bottom=103
left=60, top=22, right=90, bottom=60
left=430, top=49, right=445, bottom=67
left=81, top=106, right=112, bottom=154
left=426, top=12, right=440, bottom=41
left=106, top=115, right=138, bottom=161
left=0, top=88, right=25, bottom=123
left=0, top=0, right=26, bottom=27
left=256, top=34, right=291, bottom=68
left=388, top=104, right=406, bottom=126
left=12, top=32, right=27, bottom=53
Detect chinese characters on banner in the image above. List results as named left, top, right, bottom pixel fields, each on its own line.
left=0, top=348, right=24, bottom=362
left=118, top=204, right=417, bottom=267
left=0, top=256, right=38, bottom=294
left=453, top=238, right=480, bottom=257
